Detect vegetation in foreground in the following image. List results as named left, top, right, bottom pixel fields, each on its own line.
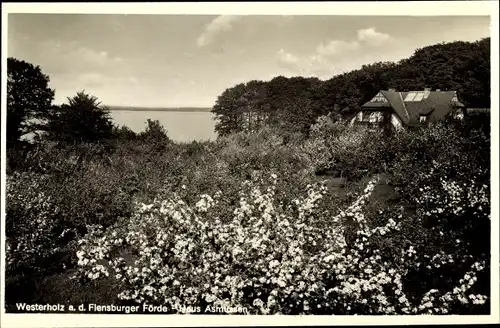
left=5, top=113, right=491, bottom=314
left=4, top=38, right=491, bottom=315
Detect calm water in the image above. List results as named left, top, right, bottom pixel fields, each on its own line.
left=110, top=111, right=217, bottom=143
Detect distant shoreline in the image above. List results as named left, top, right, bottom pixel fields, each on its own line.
left=108, top=106, right=212, bottom=112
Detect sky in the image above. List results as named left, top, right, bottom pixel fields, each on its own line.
left=7, top=14, right=491, bottom=107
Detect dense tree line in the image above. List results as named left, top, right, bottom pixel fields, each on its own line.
left=212, top=38, right=490, bottom=136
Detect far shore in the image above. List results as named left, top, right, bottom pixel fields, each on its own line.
left=107, top=106, right=212, bottom=112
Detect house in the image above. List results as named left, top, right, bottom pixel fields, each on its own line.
left=351, top=88, right=466, bottom=133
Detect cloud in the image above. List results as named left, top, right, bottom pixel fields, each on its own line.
left=109, top=16, right=126, bottom=32
left=78, top=72, right=106, bottom=87
left=357, top=28, right=392, bottom=46
left=127, top=76, right=139, bottom=85
left=277, top=39, right=360, bottom=78
left=196, top=15, right=241, bottom=48
left=35, top=40, right=124, bottom=74
left=316, top=40, right=360, bottom=56
left=77, top=48, right=116, bottom=65
left=76, top=72, right=139, bottom=89
left=276, top=49, right=337, bottom=79
left=276, top=49, right=300, bottom=65
left=276, top=27, right=394, bottom=79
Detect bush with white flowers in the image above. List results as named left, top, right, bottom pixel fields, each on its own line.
left=73, top=170, right=490, bottom=314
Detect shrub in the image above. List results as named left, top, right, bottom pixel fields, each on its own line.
left=113, top=125, right=139, bottom=141
left=72, top=173, right=489, bottom=314
left=138, top=119, right=171, bottom=151
left=304, top=116, right=385, bottom=180
left=5, top=145, right=138, bottom=277
left=217, top=126, right=313, bottom=179
left=5, top=172, right=76, bottom=277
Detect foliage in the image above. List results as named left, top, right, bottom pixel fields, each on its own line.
left=4, top=114, right=491, bottom=314
left=216, top=126, right=311, bottom=177
left=137, top=119, right=171, bottom=150
left=386, top=121, right=489, bottom=201
left=212, top=77, right=326, bottom=137
left=45, top=91, right=115, bottom=144
left=4, top=145, right=138, bottom=278
left=395, top=38, right=490, bottom=108
left=212, top=83, right=248, bottom=137
left=5, top=172, right=72, bottom=277
left=112, top=125, right=139, bottom=141
left=72, top=171, right=489, bottom=314
left=6, top=57, right=55, bottom=147
left=304, top=115, right=386, bottom=181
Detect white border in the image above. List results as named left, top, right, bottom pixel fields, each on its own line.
left=0, top=1, right=498, bottom=15
left=1, top=1, right=499, bottom=327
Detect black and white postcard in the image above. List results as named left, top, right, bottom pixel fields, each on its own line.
left=1, top=1, right=499, bottom=327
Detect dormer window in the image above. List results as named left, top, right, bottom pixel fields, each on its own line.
left=420, top=115, right=427, bottom=123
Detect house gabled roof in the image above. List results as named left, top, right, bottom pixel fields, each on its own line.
left=361, top=89, right=465, bottom=126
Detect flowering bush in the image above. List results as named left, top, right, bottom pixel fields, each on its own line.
left=5, top=172, right=76, bottom=276
left=73, top=172, right=490, bottom=314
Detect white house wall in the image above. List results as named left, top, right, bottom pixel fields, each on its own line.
left=391, top=113, right=403, bottom=130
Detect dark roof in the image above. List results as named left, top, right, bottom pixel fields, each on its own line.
left=361, top=89, right=465, bottom=126
left=381, top=90, right=410, bottom=124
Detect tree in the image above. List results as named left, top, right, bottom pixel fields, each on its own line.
left=212, top=83, right=248, bottom=136
left=138, top=119, right=170, bottom=150
left=46, top=91, right=114, bottom=144
left=394, top=38, right=490, bottom=107
left=240, top=80, right=269, bottom=132
left=6, top=57, right=55, bottom=147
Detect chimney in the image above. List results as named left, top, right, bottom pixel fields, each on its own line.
left=388, top=88, right=396, bottom=92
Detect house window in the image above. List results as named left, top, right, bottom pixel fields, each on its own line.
left=369, top=111, right=384, bottom=123
left=453, top=109, right=464, bottom=120
left=420, top=115, right=427, bottom=123
left=404, top=92, right=418, bottom=102
left=405, top=91, right=426, bottom=102
left=413, top=92, right=425, bottom=102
